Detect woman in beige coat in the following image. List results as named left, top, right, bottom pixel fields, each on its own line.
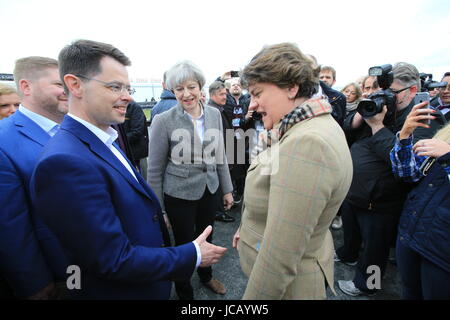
left=233, top=43, right=353, bottom=299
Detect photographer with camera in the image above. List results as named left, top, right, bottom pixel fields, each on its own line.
left=336, top=62, right=435, bottom=296
left=430, top=72, right=450, bottom=112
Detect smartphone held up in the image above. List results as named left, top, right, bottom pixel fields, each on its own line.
left=414, top=92, right=431, bottom=125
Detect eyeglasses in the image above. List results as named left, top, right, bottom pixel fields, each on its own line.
left=391, top=86, right=412, bottom=95
left=438, top=85, right=450, bottom=92
left=76, top=74, right=136, bottom=95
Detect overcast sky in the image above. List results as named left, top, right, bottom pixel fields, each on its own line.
left=1, top=0, right=449, bottom=89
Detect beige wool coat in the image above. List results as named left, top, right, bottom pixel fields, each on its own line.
left=237, top=100, right=353, bottom=299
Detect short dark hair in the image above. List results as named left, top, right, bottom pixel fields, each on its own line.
left=442, top=72, right=450, bottom=80
left=58, top=39, right=131, bottom=92
left=209, top=81, right=226, bottom=96
left=320, top=65, right=336, bottom=81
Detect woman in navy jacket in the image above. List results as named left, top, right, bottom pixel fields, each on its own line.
left=390, top=102, right=450, bottom=299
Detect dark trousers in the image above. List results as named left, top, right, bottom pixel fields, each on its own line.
left=0, top=276, right=15, bottom=300
left=336, top=200, right=399, bottom=292
left=164, top=189, right=219, bottom=300
left=230, top=164, right=246, bottom=196
left=396, top=238, right=450, bottom=299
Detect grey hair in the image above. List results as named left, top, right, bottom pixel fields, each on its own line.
left=209, top=81, right=225, bottom=96
left=165, top=60, right=206, bottom=91
left=393, top=62, right=421, bottom=91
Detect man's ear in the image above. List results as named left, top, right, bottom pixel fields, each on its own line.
left=18, top=79, right=31, bottom=96
left=64, top=74, right=83, bottom=98
left=409, top=85, right=419, bottom=97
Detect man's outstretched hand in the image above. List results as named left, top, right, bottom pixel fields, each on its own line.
left=194, top=226, right=227, bottom=267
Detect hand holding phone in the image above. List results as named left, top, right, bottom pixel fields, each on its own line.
left=414, top=92, right=431, bottom=125
left=399, top=99, right=435, bottom=139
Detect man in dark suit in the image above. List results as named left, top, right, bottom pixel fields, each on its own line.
left=30, top=39, right=226, bottom=300
left=0, top=56, right=69, bottom=299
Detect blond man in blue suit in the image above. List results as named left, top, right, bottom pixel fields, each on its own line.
left=0, top=56, right=69, bottom=299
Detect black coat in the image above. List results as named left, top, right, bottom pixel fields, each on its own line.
left=123, top=101, right=149, bottom=161
left=344, top=100, right=435, bottom=214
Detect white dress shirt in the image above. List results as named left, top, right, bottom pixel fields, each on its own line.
left=67, top=114, right=138, bottom=181
left=184, top=107, right=205, bottom=143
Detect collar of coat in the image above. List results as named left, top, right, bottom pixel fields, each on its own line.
left=276, top=98, right=332, bottom=141
left=255, top=98, right=332, bottom=151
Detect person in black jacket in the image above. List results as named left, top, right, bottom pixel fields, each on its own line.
left=123, top=100, right=149, bottom=176
left=207, top=81, right=235, bottom=223
left=216, top=73, right=251, bottom=204
left=336, top=62, right=436, bottom=296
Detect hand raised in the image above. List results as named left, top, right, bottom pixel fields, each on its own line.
left=399, top=102, right=435, bottom=140
left=194, top=226, right=227, bottom=267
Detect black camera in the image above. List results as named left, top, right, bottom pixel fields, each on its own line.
left=419, top=73, right=448, bottom=91
left=420, top=73, right=433, bottom=92
left=357, top=64, right=397, bottom=118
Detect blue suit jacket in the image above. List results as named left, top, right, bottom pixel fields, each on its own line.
left=0, top=110, right=68, bottom=297
left=30, top=115, right=197, bottom=299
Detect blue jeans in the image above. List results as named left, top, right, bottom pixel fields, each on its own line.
left=396, top=237, right=450, bottom=299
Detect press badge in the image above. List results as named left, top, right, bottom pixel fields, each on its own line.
left=232, top=118, right=241, bottom=127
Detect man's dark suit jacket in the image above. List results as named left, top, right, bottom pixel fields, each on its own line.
left=30, top=115, right=197, bottom=299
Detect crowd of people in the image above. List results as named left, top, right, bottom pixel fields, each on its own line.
left=0, top=39, right=449, bottom=300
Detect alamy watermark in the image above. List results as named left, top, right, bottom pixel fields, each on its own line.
left=66, top=265, right=81, bottom=290
left=366, top=265, right=381, bottom=290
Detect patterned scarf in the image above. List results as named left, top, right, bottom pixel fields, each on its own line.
left=256, top=98, right=332, bottom=151
left=277, top=98, right=333, bottom=140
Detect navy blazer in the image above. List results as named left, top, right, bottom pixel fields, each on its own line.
left=398, top=152, right=450, bottom=273
left=320, top=81, right=346, bottom=127
left=0, top=110, right=68, bottom=297
left=30, top=115, right=197, bottom=299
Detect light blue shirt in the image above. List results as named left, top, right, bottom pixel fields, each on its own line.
left=19, top=105, right=59, bottom=136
